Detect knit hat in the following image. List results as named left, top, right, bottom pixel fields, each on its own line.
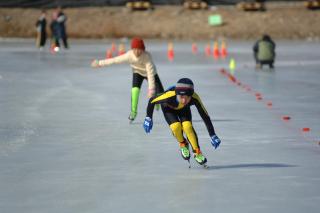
left=131, top=37, right=145, bottom=50
left=175, top=78, right=194, bottom=96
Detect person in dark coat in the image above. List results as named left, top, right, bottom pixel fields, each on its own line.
left=35, top=10, right=47, bottom=49
left=57, top=6, right=69, bottom=49
left=50, top=11, right=60, bottom=50
left=253, top=34, right=276, bottom=69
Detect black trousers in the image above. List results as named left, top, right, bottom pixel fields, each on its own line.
left=39, top=32, right=47, bottom=47
left=161, top=105, right=200, bottom=152
left=254, top=53, right=274, bottom=68
left=132, top=72, right=164, bottom=94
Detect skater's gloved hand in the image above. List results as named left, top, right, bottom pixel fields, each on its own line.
left=210, top=135, right=221, bottom=149
left=91, top=59, right=100, bottom=68
left=143, top=117, right=153, bottom=133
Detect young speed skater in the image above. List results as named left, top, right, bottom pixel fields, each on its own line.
left=143, top=78, right=221, bottom=166
left=91, top=38, right=164, bottom=122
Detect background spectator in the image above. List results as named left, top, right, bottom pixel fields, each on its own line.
left=35, top=10, right=47, bottom=50
left=253, top=34, right=276, bottom=69
left=57, top=6, right=69, bottom=49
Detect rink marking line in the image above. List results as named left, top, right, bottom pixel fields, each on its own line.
left=218, top=68, right=318, bottom=146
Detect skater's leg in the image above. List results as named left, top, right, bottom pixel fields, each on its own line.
left=163, top=107, right=190, bottom=160
left=129, top=72, right=144, bottom=121
left=181, top=120, right=206, bottom=164
left=169, top=122, right=184, bottom=143
left=162, top=107, right=183, bottom=142
left=180, top=108, right=207, bottom=165
left=130, top=87, right=140, bottom=119
left=178, top=107, right=199, bottom=151
left=169, top=122, right=191, bottom=160
left=182, top=121, right=200, bottom=152
left=182, top=121, right=206, bottom=164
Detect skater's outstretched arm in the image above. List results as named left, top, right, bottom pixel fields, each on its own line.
left=143, top=97, right=156, bottom=133
left=144, top=90, right=176, bottom=133
left=146, top=96, right=158, bottom=119
left=192, top=93, right=215, bottom=135
left=91, top=51, right=130, bottom=68
left=192, top=92, right=221, bottom=149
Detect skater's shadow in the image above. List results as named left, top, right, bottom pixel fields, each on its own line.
left=207, top=163, right=296, bottom=170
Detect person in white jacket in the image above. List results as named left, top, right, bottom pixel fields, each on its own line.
left=91, top=38, right=164, bottom=122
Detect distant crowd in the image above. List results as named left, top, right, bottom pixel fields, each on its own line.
left=35, top=6, right=276, bottom=69
left=36, top=6, right=69, bottom=51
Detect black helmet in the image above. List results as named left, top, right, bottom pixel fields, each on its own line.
left=175, top=78, right=194, bottom=96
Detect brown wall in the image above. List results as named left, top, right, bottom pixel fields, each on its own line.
left=1, top=5, right=319, bottom=40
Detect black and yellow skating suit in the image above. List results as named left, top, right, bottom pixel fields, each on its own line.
left=146, top=87, right=216, bottom=153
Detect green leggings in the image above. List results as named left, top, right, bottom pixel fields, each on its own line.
left=131, top=72, right=164, bottom=115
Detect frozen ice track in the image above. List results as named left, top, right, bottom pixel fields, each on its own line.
left=0, top=39, right=319, bottom=213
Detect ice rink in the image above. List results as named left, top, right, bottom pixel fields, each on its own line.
left=1, top=39, right=320, bottom=213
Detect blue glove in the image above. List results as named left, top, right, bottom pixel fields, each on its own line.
left=143, top=117, right=153, bottom=133
left=210, top=135, right=221, bottom=149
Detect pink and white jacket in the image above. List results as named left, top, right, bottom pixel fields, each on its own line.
left=98, top=49, right=158, bottom=93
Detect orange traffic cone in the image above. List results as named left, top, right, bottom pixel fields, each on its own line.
left=213, top=41, right=220, bottom=59
left=167, top=42, right=174, bottom=61
left=192, top=42, right=198, bottom=54
left=111, top=42, right=117, bottom=53
left=205, top=43, right=211, bottom=57
left=220, top=40, right=228, bottom=58
left=118, top=43, right=126, bottom=55
left=106, top=49, right=112, bottom=59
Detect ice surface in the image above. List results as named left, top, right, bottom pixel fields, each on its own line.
left=0, top=39, right=319, bottom=213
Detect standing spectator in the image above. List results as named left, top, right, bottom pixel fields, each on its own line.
left=50, top=11, right=60, bottom=50
left=253, top=34, right=276, bottom=69
left=35, top=10, right=47, bottom=50
left=57, top=6, right=69, bottom=49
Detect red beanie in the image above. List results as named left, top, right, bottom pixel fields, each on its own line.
left=131, top=38, right=145, bottom=50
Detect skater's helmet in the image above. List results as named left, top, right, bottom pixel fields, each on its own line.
left=131, top=37, right=145, bottom=50
left=175, top=78, right=194, bottom=96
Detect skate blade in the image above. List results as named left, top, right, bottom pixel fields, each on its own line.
left=188, top=159, right=191, bottom=169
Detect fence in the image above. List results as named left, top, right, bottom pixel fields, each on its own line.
left=0, top=0, right=304, bottom=8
